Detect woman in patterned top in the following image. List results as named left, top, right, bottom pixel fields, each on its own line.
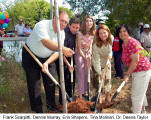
left=92, top=25, right=113, bottom=104
left=75, top=15, right=96, bottom=98
left=118, top=24, right=151, bottom=113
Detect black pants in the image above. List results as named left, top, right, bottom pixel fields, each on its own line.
left=113, top=51, right=124, bottom=78
left=0, top=48, right=2, bottom=55
left=55, top=58, right=75, bottom=104
left=0, top=42, right=3, bottom=55
left=22, top=47, right=56, bottom=112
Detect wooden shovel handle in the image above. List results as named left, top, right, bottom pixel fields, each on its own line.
left=21, top=42, right=59, bottom=85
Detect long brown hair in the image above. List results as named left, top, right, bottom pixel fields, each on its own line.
left=94, top=25, right=112, bottom=48
left=81, top=15, right=96, bottom=36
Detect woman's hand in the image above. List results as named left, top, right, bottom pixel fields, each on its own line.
left=100, top=73, right=105, bottom=81
left=79, top=50, right=86, bottom=60
left=86, top=56, right=91, bottom=70
left=123, top=74, right=130, bottom=83
left=68, top=65, right=74, bottom=73
left=42, top=62, right=48, bottom=73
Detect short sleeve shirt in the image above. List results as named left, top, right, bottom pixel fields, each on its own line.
left=23, top=27, right=32, bottom=36
left=122, top=37, right=151, bottom=72
left=15, top=24, right=25, bottom=35
left=26, top=20, right=65, bottom=58
left=140, top=31, right=151, bottom=47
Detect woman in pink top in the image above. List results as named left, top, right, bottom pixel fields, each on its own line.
left=75, top=15, right=96, bottom=98
left=118, top=24, right=151, bottom=113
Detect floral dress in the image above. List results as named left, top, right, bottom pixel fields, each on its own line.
left=75, top=31, right=94, bottom=96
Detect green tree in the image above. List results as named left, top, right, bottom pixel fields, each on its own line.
left=65, top=0, right=105, bottom=19
left=104, top=0, right=151, bottom=29
left=5, top=0, right=50, bottom=30
left=3, top=0, right=73, bottom=31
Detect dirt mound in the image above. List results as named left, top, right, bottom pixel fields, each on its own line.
left=97, top=101, right=115, bottom=110
left=67, top=97, right=94, bottom=113
left=48, top=98, right=94, bottom=113
left=48, top=98, right=118, bottom=113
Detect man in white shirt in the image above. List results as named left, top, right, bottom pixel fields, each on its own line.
left=140, top=24, right=151, bottom=61
left=14, top=18, right=25, bottom=37
left=22, top=11, right=74, bottom=113
left=136, top=22, right=143, bottom=41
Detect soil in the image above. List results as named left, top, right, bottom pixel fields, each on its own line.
left=48, top=97, right=117, bottom=113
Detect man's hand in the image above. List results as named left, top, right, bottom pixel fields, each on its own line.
left=42, top=62, right=48, bottom=73
left=62, top=46, right=75, bottom=57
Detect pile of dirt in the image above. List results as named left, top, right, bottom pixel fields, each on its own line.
left=97, top=101, right=115, bottom=110
left=48, top=97, right=116, bottom=113
left=67, top=98, right=94, bottom=113
left=48, top=98, right=94, bottom=113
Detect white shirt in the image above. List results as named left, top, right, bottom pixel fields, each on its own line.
left=26, top=20, right=65, bottom=58
left=23, top=27, right=32, bottom=36
left=92, top=43, right=112, bottom=75
left=140, top=31, right=151, bottom=47
left=15, top=24, right=25, bottom=35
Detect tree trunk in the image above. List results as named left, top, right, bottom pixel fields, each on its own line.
left=50, top=0, right=53, bottom=19
left=54, top=0, right=68, bottom=113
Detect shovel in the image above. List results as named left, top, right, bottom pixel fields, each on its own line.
left=91, top=79, right=103, bottom=113
left=88, top=67, right=91, bottom=101
left=90, top=66, right=108, bottom=113
left=86, top=57, right=91, bottom=101
left=70, top=56, right=76, bottom=101
left=99, top=81, right=126, bottom=113
left=22, top=42, right=72, bottom=102
left=111, top=81, right=126, bottom=102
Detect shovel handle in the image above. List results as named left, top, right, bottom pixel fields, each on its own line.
left=117, top=81, right=126, bottom=92
left=111, top=81, right=126, bottom=102
left=93, top=80, right=103, bottom=112
left=88, top=67, right=91, bottom=100
left=21, top=42, right=59, bottom=85
left=71, top=56, right=73, bottom=83
left=71, top=56, right=74, bottom=100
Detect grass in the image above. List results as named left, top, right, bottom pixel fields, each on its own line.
left=0, top=55, right=29, bottom=113
left=0, top=55, right=151, bottom=113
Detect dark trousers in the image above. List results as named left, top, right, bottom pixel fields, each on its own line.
left=0, top=41, right=3, bottom=55
left=55, top=59, right=75, bottom=104
left=113, top=51, right=124, bottom=78
left=22, top=47, right=56, bottom=112
left=0, top=48, right=2, bottom=55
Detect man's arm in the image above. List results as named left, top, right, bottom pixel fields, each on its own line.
left=140, top=34, right=146, bottom=49
left=14, top=25, right=18, bottom=37
left=14, top=31, right=18, bottom=37
left=63, top=56, right=74, bottom=73
left=41, top=38, right=75, bottom=57
left=24, top=29, right=31, bottom=36
left=42, top=52, right=59, bottom=73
